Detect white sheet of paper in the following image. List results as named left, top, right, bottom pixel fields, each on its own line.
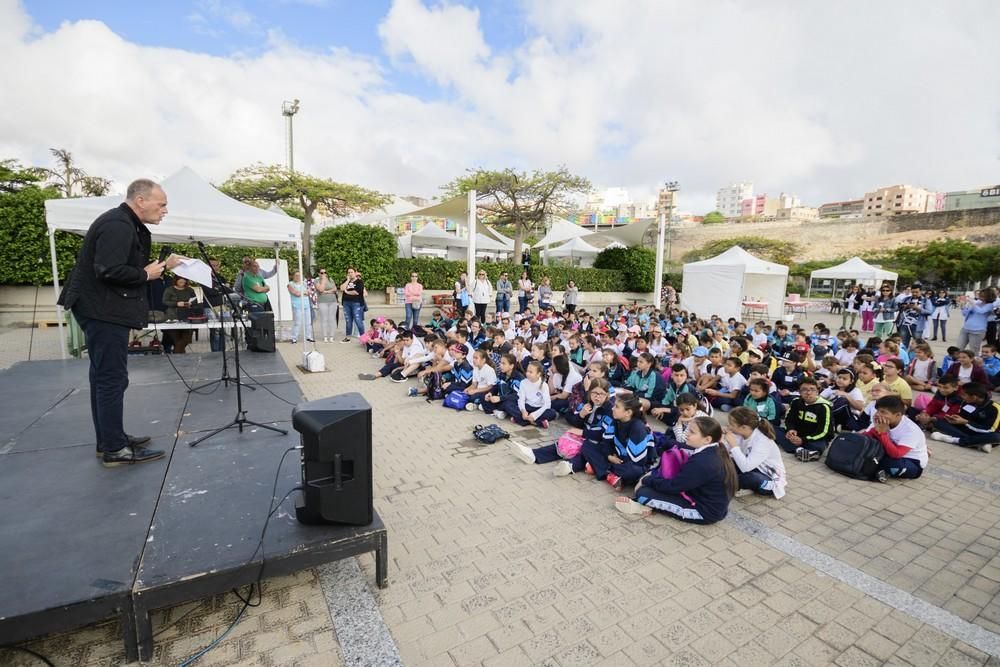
left=172, top=258, right=213, bottom=287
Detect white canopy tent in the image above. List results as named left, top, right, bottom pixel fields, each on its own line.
left=806, top=256, right=898, bottom=297
left=401, top=196, right=478, bottom=279
left=680, top=246, right=789, bottom=320
left=588, top=218, right=656, bottom=248
left=546, top=236, right=601, bottom=267
left=45, top=166, right=303, bottom=357
left=534, top=216, right=593, bottom=248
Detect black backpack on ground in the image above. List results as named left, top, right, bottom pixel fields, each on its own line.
left=825, top=432, right=882, bottom=480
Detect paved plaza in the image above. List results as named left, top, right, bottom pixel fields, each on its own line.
left=4, top=309, right=1000, bottom=666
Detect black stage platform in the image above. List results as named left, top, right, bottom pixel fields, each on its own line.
left=0, top=352, right=387, bottom=662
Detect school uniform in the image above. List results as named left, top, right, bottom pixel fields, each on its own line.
left=607, top=363, right=627, bottom=388
left=777, top=397, right=834, bottom=454
left=550, top=367, right=583, bottom=414
left=729, top=429, right=787, bottom=497
left=634, top=443, right=730, bottom=524
left=743, top=393, right=780, bottom=427
left=446, top=359, right=474, bottom=391
left=772, top=366, right=805, bottom=395
left=530, top=403, right=614, bottom=470
left=821, top=386, right=865, bottom=431
left=512, top=377, right=557, bottom=426
left=933, top=401, right=1000, bottom=448
left=624, top=369, right=667, bottom=404
left=483, top=370, right=524, bottom=416
left=581, top=417, right=652, bottom=484
left=467, top=364, right=498, bottom=407
left=864, top=415, right=928, bottom=478
left=654, top=380, right=698, bottom=426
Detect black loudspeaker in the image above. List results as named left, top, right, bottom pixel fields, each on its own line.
left=293, top=393, right=373, bottom=526
left=246, top=311, right=275, bottom=353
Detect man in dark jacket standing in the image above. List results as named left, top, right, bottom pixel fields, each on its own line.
left=59, top=178, right=179, bottom=467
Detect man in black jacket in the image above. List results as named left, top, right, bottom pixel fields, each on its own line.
left=59, top=178, right=180, bottom=467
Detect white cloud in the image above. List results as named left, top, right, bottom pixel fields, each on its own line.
left=0, top=0, right=998, bottom=215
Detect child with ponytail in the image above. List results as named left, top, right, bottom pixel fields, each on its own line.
left=723, top=407, right=787, bottom=498
left=616, top=416, right=737, bottom=524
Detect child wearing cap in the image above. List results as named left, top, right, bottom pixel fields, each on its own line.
left=772, top=352, right=806, bottom=399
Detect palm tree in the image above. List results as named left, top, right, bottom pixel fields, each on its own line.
left=42, top=148, right=111, bottom=197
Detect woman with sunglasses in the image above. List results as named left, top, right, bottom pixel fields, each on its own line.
left=471, top=269, right=493, bottom=323
left=403, top=271, right=423, bottom=329
left=314, top=268, right=339, bottom=343
left=873, top=283, right=899, bottom=340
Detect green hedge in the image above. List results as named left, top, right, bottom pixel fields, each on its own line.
left=313, top=224, right=398, bottom=290
left=393, top=258, right=628, bottom=292
left=593, top=246, right=656, bottom=292
left=150, top=242, right=299, bottom=283
left=0, top=186, right=82, bottom=285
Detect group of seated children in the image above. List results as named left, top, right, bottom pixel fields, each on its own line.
left=351, top=303, right=1000, bottom=524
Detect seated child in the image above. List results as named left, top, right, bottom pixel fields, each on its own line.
left=695, top=348, right=725, bottom=393
left=910, top=374, right=961, bottom=427
left=481, top=353, right=524, bottom=419
left=772, top=352, right=806, bottom=399
left=776, top=378, right=834, bottom=462
left=441, top=345, right=474, bottom=394
left=822, top=368, right=866, bottom=431
left=650, top=364, right=697, bottom=426
left=667, top=393, right=710, bottom=445
left=407, top=340, right=454, bottom=399
left=617, top=352, right=666, bottom=413
left=511, top=379, right=614, bottom=476
left=615, top=416, right=736, bottom=524
left=904, top=343, right=936, bottom=392
left=703, top=357, right=746, bottom=412
left=743, top=377, right=781, bottom=428
left=580, top=394, right=653, bottom=490
left=548, top=354, right=584, bottom=414
left=881, top=358, right=914, bottom=407
left=863, top=395, right=928, bottom=481
left=461, top=349, right=498, bottom=410
left=929, top=382, right=1000, bottom=453
left=723, top=407, right=787, bottom=498
left=511, top=360, right=557, bottom=428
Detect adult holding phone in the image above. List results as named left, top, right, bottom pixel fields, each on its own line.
left=341, top=267, right=365, bottom=342
left=315, top=268, right=339, bottom=343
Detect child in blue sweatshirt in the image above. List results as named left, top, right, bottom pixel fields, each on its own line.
left=482, top=353, right=524, bottom=420
left=511, top=379, right=615, bottom=476
left=616, top=416, right=737, bottom=524
left=580, top=394, right=653, bottom=490
left=618, top=352, right=667, bottom=413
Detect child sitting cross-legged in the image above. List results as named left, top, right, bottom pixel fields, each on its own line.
left=703, top=357, right=746, bottom=412
left=722, top=407, right=787, bottom=498
left=461, top=349, right=498, bottom=411
left=580, top=394, right=654, bottom=490
left=511, top=360, right=558, bottom=428
left=667, top=393, right=709, bottom=446
left=910, top=374, right=962, bottom=427
left=776, top=378, right=834, bottom=462
left=743, top=377, right=781, bottom=428
left=864, top=395, right=929, bottom=481
left=649, top=363, right=697, bottom=426
left=481, top=353, right=524, bottom=420
left=511, top=378, right=614, bottom=476
left=929, top=382, right=1000, bottom=453
left=615, top=416, right=737, bottom=524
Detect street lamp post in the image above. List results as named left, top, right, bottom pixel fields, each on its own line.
left=281, top=99, right=300, bottom=172
left=654, top=181, right=679, bottom=309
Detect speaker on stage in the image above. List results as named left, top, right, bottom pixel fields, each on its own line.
left=293, top=393, right=373, bottom=526
left=246, top=311, right=275, bottom=353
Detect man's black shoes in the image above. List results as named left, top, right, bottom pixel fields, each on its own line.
left=102, top=445, right=165, bottom=468
left=95, top=434, right=152, bottom=458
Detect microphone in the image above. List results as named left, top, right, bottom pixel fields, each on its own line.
left=197, top=240, right=207, bottom=252
left=158, top=245, right=172, bottom=263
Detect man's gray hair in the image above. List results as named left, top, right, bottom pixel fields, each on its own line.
left=126, top=178, right=160, bottom=201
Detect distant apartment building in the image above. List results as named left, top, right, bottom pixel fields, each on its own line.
left=943, top=186, right=1000, bottom=211
left=739, top=194, right=780, bottom=217
left=775, top=206, right=819, bottom=221
left=818, top=199, right=864, bottom=219
left=862, top=184, right=933, bottom=216
left=777, top=192, right=801, bottom=209
left=716, top=182, right=753, bottom=218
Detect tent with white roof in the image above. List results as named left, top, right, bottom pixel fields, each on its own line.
left=44, top=166, right=302, bottom=357
left=546, top=236, right=602, bottom=267
left=680, top=246, right=789, bottom=320
left=806, top=256, right=898, bottom=297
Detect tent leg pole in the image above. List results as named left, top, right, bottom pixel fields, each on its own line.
left=49, top=229, right=66, bottom=360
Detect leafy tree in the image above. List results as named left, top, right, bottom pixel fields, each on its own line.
left=39, top=148, right=111, bottom=197
left=0, top=160, right=79, bottom=285
left=220, top=164, right=391, bottom=265
left=441, top=166, right=592, bottom=260
left=865, top=239, right=995, bottom=286
left=313, top=224, right=398, bottom=290
left=682, top=236, right=800, bottom=266
left=593, top=246, right=657, bottom=292
left=702, top=210, right=726, bottom=224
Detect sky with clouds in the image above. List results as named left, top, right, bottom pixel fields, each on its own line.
left=1, top=0, right=998, bottom=213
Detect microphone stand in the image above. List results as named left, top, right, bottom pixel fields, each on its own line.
left=187, top=265, right=255, bottom=394
left=189, top=242, right=287, bottom=447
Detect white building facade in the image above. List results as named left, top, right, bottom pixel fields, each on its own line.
left=716, top=182, right=754, bottom=218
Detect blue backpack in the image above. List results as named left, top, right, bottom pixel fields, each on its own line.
left=443, top=390, right=470, bottom=411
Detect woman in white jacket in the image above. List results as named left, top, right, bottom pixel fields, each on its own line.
left=471, top=269, right=493, bottom=323
left=722, top=407, right=787, bottom=499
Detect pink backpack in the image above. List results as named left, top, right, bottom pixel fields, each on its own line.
left=658, top=446, right=690, bottom=478
left=556, top=432, right=584, bottom=459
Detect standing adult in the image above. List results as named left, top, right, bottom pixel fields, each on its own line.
left=517, top=271, right=533, bottom=314
left=288, top=270, right=314, bottom=344
left=859, top=287, right=876, bottom=333
left=841, top=284, right=861, bottom=332
left=564, top=280, right=579, bottom=314
left=241, top=259, right=273, bottom=312
left=315, top=268, right=339, bottom=343
left=929, top=288, right=951, bottom=342
left=340, top=267, right=365, bottom=342
left=957, top=288, right=997, bottom=354
left=472, top=269, right=493, bottom=323
left=495, top=271, right=512, bottom=315
left=873, top=284, right=899, bottom=340
left=403, top=271, right=424, bottom=329
left=58, top=178, right=180, bottom=466
left=896, top=282, right=932, bottom=350
left=454, top=272, right=470, bottom=316
left=538, top=276, right=553, bottom=311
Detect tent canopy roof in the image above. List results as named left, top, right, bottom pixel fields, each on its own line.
left=685, top=245, right=789, bottom=276
left=808, top=256, right=898, bottom=282
left=588, top=218, right=655, bottom=248
left=547, top=236, right=601, bottom=257
left=45, top=167, right=301, bottom=247
left=535, top=217, right=593, bottom=247
left=403, top=195, right=469, bottom=220
left=411, top=221, right=466, bottom=247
